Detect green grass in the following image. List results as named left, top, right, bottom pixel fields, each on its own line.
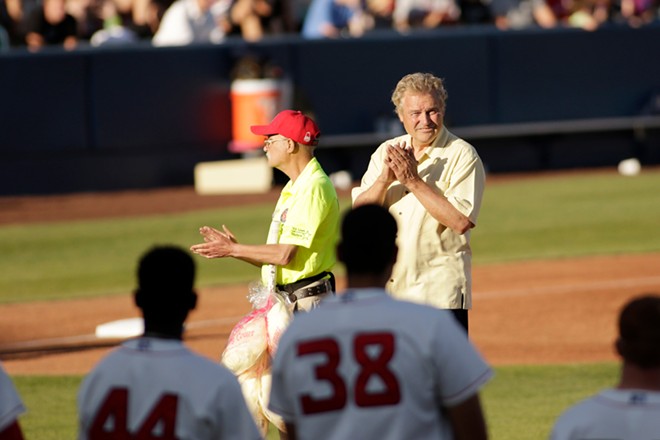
left=472, top=171, right=660, bottom=263
left=481, top=362, right=619, bottom=440
left=14, top=375, right=82, bottom=440
left=2, top=171, right=660, bottom=304
left=0, top=203, right=278, bottom=303
left=5, top=170, right=649, bottom=438
left=12, top=363, right=619, bottom=439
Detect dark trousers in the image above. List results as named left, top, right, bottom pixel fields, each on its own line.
left=450, top=309, right=469, bottom=334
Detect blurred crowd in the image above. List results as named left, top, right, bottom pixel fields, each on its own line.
left=1, top=0, right=659, bottom=51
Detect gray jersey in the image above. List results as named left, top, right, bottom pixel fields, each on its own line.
left=270, top=288, right=493, bottom=440
left=551, top=389, right=660, bottom=440
left=78, top=337, right=262, bottom=440
left=0, top=363, right=25, bottom=432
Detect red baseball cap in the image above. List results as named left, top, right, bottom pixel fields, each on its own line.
left=250, top=110, right=320, bottom=146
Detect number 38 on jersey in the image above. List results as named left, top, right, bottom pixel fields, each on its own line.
left=296, top=331, right=402, bottom=414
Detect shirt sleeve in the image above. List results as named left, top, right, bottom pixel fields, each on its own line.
left=351, top=142, right=388, bottom=204
left=431, top=314, right=493, bottom=407
left=443, top=142, right=485, bottom=225
left=268, top=331, right=296, bottom=421
left=152, top=2, right=192, bottom=46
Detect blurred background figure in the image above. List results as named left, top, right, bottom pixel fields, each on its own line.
left=23, top=0, right=78, bottom=50
left=88, top=0, right=168, bottom=46
left=458, top=0, right=492, bottom=23
left=112, top=0, right=164, bottom=37
left=89, top=0, right=139, bottom=46
left=489, top=0, right=558, bottom=29
left=551, top=294, right=660, bottom=440
left=301, top=0, right=372, bottom=38
left=1, top=0, right=27, bottom=46
left=393, top=0, right=460, bottom=31
left=226, top=0, right=293, bottom=41
left=77, top=245, right=263, bottom=440
left=616, top=0, right=657, bottom=26
left=152, top=0, right=230, bottom=45
left=62, top=0, right=169, bottom=46
left=65, top=0, right=102, bottom=41
left=563, top=0, right=610, bottom=29
left=363, top=0, right=394, bottom=28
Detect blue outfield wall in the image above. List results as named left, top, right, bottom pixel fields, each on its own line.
left=1, top=24, right=659, bottom=195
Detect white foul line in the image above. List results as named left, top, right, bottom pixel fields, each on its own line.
left=474, top=276, right=660, bottom=300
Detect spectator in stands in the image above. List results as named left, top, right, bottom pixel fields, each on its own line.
left=151, top=0, right=231, bottom=45
left=616, top=0, right=657, bottom=26
left=392, top=0, right=460, bottom=31
left=489, top=0, right=558, bottom=29
left=458, top=0, right=492, bottom=23
left=301, top=0, right=371, bottom=38
left=551, top=294, right=660, bottom=439
left=117, top=0, right=166, bottom=37
left=564, top=0, right=609, bottom=30
left=286, top=0, right=311, bottom=30
left=89, top=0, right=140, bottom=45
left=89, top=0, right=170, bottom=46
left=23, top=0, right=79, bottom=50
left=542, top=0, right=610, bottom=30
left=1, top=0, right=26, bottom=46
left=226, top=0, right=294, bottom=41
left=0, top=362, right=26, bottom=440
left=363, top=0, right=394, bottom=29
left=67, top=0, right=110, bottom=41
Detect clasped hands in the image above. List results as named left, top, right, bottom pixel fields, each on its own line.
left=190, top=225, right=237, bottom=259
left=380, top=141, right=420, bottom=185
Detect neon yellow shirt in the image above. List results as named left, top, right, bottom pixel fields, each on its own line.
left=352, top=128, right=485, bottom=309
left=262, top=157, right=340, bottom=285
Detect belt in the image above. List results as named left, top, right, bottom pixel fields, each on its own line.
left=277, top=272, right=335, bottom=303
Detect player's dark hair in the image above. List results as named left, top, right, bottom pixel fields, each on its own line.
left=338, top=205, right=397, bottom=275
left=136, top=245, right=196, bottom=315
left=616, top=294, right=660, bottom=368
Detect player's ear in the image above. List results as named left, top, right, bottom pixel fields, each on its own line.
left=134, top=289, right=144, bottom=309
left=188, top=291, right=198, bottom=311
left=391, top=245, right=398, bottom=265
left=289, top=141, right=297, bottom=154
left=615, top=338, right=625, bottom=357
left=336, top=241, right=345, bottom=264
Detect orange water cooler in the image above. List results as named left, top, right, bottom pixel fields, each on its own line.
left=229, top=79, right=283, bottom=154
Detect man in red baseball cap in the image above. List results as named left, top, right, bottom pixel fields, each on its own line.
left=191, top=109, right=340, bottom=438
left=191, top=109, right=339, bottom=311
left=251, top=109, right=320, bottom=146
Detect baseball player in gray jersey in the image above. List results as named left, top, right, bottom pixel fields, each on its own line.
left=550, top=294, right=660, bottom=440
left=0, top=362, right=25, bottom=440
left=269, top=205, right=492, bottom=440
left=77, top=246, right=262, bottom=440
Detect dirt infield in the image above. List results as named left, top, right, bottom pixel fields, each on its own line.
left=2, top=171, right=660, bottom=375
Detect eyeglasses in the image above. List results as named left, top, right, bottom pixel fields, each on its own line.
left=263, top=138, right=287, bottom=147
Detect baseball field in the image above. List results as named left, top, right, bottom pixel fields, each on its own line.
left=1, top=167, right=660, bottom=439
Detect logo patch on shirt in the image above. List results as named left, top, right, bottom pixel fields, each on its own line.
left=290, top=227, right=311, bottom=241
left=280, top=209, right=288, bottom=223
